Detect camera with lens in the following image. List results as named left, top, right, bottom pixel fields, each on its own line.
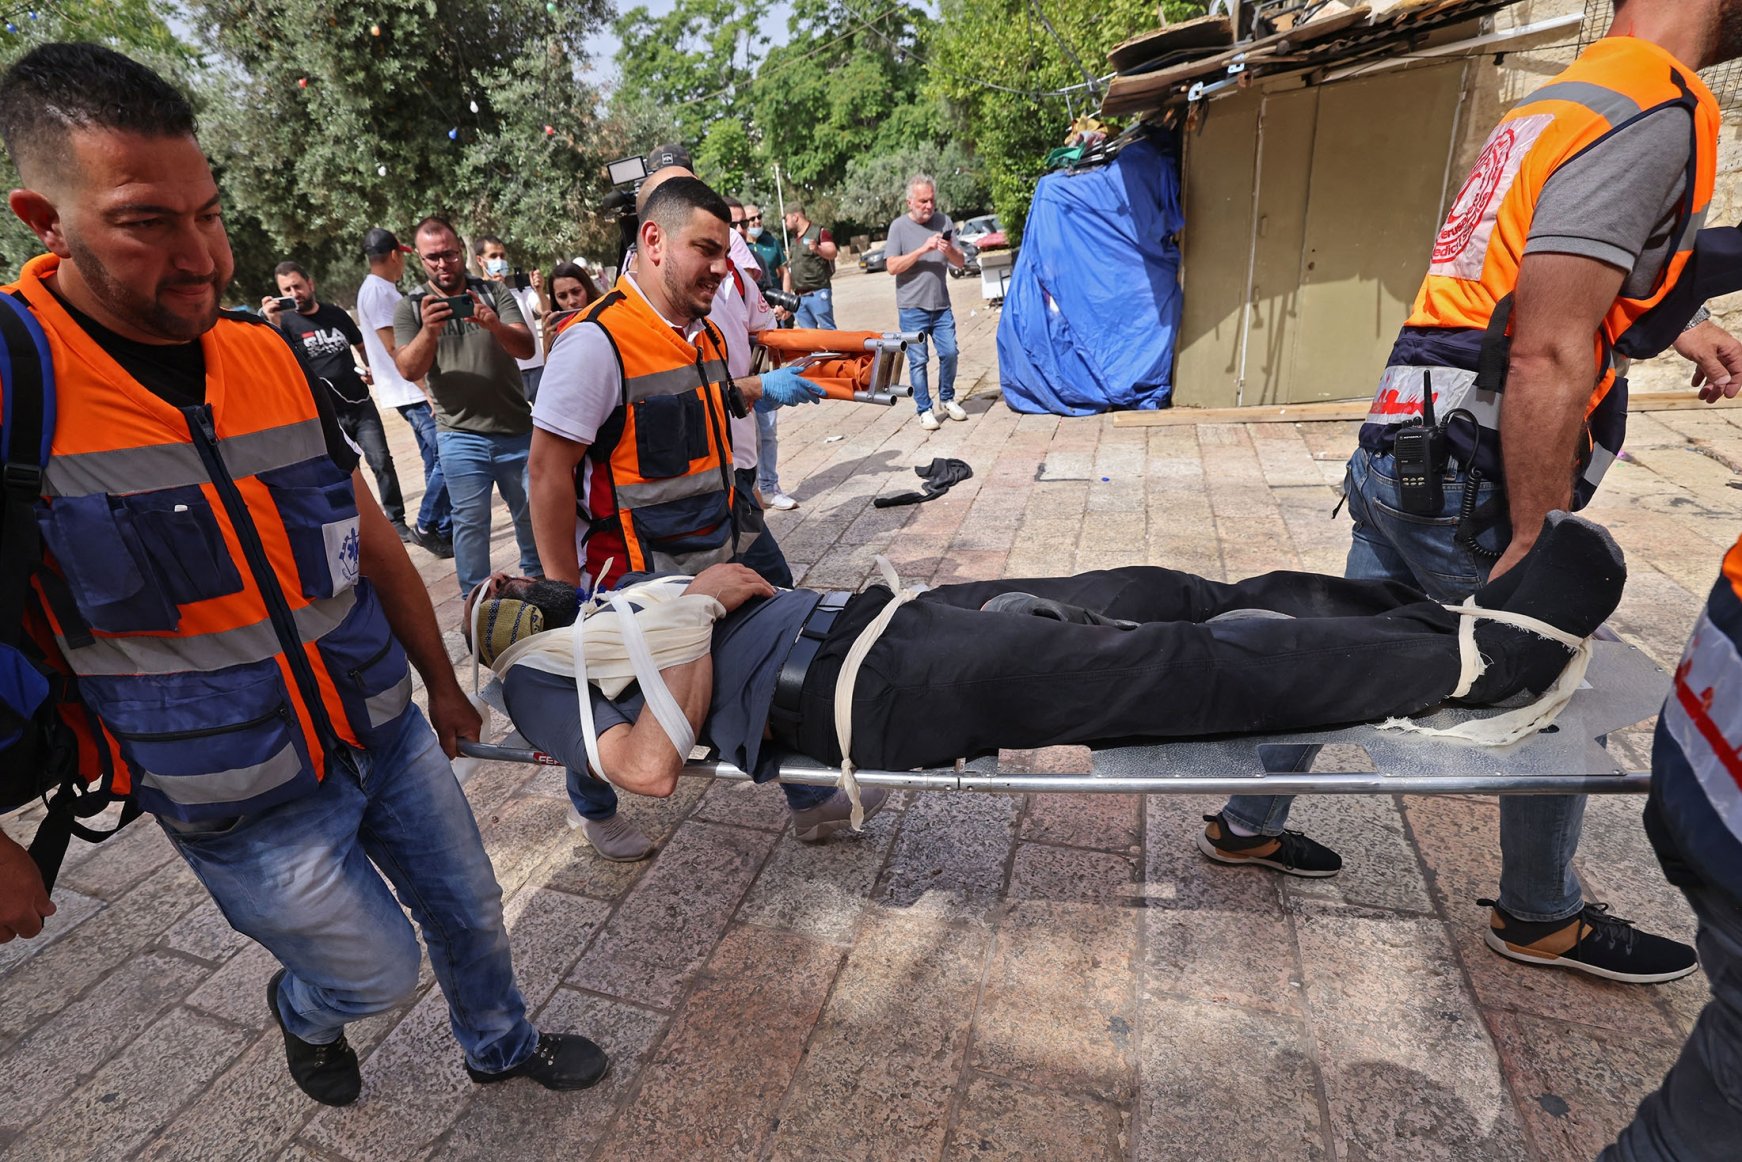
left=602, top=154, right=648, bottom=270
left=762, top=288, right=800, bottom=314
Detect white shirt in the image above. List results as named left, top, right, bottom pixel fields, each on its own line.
left=713, top=230, right=776, bottom=470
left=355, top=274, right=425, bottom=409
left=505, top=283, right=545, bottom=372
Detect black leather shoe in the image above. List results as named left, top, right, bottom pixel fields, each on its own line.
left=267, top=969, right=362, bottom=1106
left=407, top=523, right=456, bottom=560
left=466, top=1032, right=609, bottom=1091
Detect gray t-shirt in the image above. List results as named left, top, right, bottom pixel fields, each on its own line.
left=392, top=279, right=530, bottom=435
left=887, top=211, right=954, bottom=311
left=1525, top=107, right=1693, bottom=299
left=501, top=587, right=823, bottom=783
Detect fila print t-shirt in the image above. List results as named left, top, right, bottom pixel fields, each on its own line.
left=278, top=302, right=371, bottom=408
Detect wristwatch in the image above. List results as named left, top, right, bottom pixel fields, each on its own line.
left=1684, top=304, right=1711, bottom=331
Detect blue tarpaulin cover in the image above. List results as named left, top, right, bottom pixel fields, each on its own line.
left=996, top=137, right=1184, bottom=415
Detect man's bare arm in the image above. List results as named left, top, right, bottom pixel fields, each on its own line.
left=1490, top=252, right=1629, bottom=578
left=528, top=427, right=590, bottom=586
left=354, top=471, right=481, bottom=756
left=0, top=832, right=53, bottom=943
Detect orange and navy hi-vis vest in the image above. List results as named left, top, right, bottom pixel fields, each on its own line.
left=561, top=276, right=739, bottom=591
left=13, top=253, right=414, bottom=823
left=1655, top=533, right=1742, bottom=898
left=1361, top=37, right=1723, bottom=509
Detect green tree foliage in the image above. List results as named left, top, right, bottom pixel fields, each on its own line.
left=193, top=0, right=615, bottom=295
left=835, top=141, right=986, bottom=234
left=928, top=0, right=1203, bottom=240
left=0, top=1, right=201, bottom=276
left=610, top=0, right=769, bottom=147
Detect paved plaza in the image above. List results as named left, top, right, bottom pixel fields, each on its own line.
left=5, top=267, right=1742, bottom=1160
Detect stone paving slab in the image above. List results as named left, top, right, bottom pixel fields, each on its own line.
left=3, top=266, right=1738, bottom=1160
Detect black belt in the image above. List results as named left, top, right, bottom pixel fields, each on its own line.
left=767, top=590, right=851, bottom=747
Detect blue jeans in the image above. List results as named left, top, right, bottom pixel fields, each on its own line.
left=795, top=287, right=835, bottom=330
left=396, top=402, right=452, bottom=539
left=436, top=428, right=540, bottom=595
left=755, top=408, right=782, bottom=495
left=520, top=365, right=543, bottom=404
left=897, top=306, right=959, bottom=415
left=1602, top=796, right=1742, bottom=1160
left=1221, top=445, right=1586, bottom=923
left=159, top=708, right=538, bottom=1073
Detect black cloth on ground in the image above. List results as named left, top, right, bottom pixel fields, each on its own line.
left=873, top=457, right=973, bottom=507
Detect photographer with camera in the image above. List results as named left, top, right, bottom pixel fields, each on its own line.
left=473, top=234, right=547, bottom=402
left=884, top=174, right=966, bottom=432
left=393, top=216, right=541, bottom=595
left=264, top=261, right=412, bottom=541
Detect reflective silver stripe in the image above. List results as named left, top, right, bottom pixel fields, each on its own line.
left=623, top=361, right=728, bottom=403
left=42, top=418, right=332, bottom=498
left=1583, top=443, right=1618, bottom=490
left=45, top=441, right=205, bottom=498
left=364, top=673, right=413, bottom=728
left=138, top=739, right=304, bottom=806
left=60, top=588, right=358, bottom=676
left=1364, top=364, right=1501, bottom=430
left=647, top=541, right=735, bottom=575
left=220, top=419, right=329, bottom=480
left=1684, top=204, right=1710, bottom=238
left=1519, top=81, right=1642, bottom=126
left=615, top=474, right=727, bottom=507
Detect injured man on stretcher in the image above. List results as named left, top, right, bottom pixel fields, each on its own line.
left=468, top=512, right=1624, bottom=843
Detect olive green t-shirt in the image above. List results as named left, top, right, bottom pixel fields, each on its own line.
left=788, top=224, right=834, bottom=294
left=393, top=280, right=530, bottom=434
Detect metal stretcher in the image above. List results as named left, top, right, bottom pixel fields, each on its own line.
left=456, top=634, right=1665, bottom=798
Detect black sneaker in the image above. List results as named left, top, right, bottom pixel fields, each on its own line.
left=1476, top=899, right=1698, bottom=984
left=407, top=523, right=455, bottom=560
left=1197, top=813, right=1343, bottom=878
left=467, top=1031, right=609, bottom=1091
left=390, top=519, right=415, bottom=543
left=267, top=969, right=362, bottom=1106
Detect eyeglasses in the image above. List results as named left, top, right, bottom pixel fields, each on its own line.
left=420, top=249, right=463, bottom=265
left=730, top=218, right=745, bottom=227
left=746, top=215, right=762, bottom=223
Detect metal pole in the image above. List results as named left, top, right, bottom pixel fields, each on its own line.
left=454, top=742, right=1650, bottom=796
left=773, top=161, right=790, bottom=251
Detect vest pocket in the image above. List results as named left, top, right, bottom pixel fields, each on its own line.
left=633, top=393, right=711, bottom=478
left=316, top=588, right=413, bottom=743
left=91, top=661, right=317, bottom=823
left=257, top=461, right=362, bottom=599
left=628, top=489, right=734, bottom=555
left=123, top=486, right=246, bottom=606
left=38, top=492, right=181, bottom=632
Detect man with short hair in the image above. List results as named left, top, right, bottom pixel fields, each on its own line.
left=782, top=200, right=837, bottom=329
left=1206, top=0, right=1742, bottom=988
left=741, top=201, right=787, bottom=293
left=264, top=260, right=411, bottom=540
left=883, top=174, right=967, bottom=431
left=526, top=173, right=823, bottom=860
left=738, top=197, right=799, bottom=509
left=473, top=233, right=547, bottom=402
left=393, top=216, right=541, bottom=595
left=0, top=42, right=605, bottom=1105
left=357, top=227, right=452, bottom=559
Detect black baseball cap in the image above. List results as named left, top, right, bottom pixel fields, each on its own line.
left=363, top=227, right=412, bottom=257
left=647, top=142, right=692, bottom=170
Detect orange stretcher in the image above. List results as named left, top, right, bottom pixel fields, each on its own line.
left=752, top=327, right=920, bottom=405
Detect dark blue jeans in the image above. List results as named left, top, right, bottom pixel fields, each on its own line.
left=396, top=402, right=452, bottom=539
left=336, top=399, right=405, bottom=525
left=159, top=708, right=538, bottom=1072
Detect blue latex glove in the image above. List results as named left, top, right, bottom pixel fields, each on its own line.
left=754, top=364, right=827, bottom=412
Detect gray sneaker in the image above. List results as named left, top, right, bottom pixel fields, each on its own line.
left=577, top=813, right=655, bottom=862
left=790, top=786, right=891, bottom=843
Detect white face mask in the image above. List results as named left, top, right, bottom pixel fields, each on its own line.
left=749, top=225, right=764, bottom=239
left=484, top=257, right=508, bottom=276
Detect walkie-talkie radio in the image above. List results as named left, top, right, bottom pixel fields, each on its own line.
left=1394, top=370, right=1447, bottom=515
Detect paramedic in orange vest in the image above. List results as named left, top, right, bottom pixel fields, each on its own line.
left=1206, top=0, right=1742, bottom=986
left=0, top=44, right=606, bottom=1107
left=526, top=173, right=823, bottom=860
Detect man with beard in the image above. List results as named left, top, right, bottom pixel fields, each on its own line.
left=526, top=174, right=822, bottom=859
left=393, top=216, right=541, bottom=596
left=468, top=513, right=1632, bottom=856
left=1203, top=0, right=1742, bottom=988
left=0, top=43, right=607, bottom=1105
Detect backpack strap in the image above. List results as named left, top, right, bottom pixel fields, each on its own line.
left=0, top=290, right=52, bottom=649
